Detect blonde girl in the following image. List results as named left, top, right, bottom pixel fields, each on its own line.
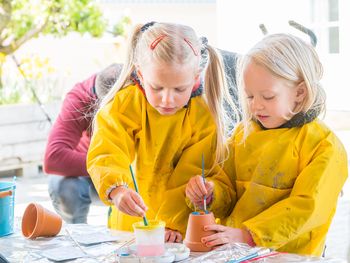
left=186, top=33, right=347, bottom=256
left=87, top=22, right=237, bottom=241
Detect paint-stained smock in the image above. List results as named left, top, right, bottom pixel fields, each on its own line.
left=87, top=84, right=234, bottom=234
left=224, top=120, right=348, bottom=256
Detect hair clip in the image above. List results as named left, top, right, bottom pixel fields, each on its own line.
left=184, top=38, right=198, bottom=56
left=150, top=35, right=166, bottom=50
left=141, top=21, right=156, bottom=32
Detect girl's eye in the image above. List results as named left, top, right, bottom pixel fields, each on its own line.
left=152, top=86, right=162, bottom=91
left=263, top=96, right=275, bottom=100
left=247, top=96, right=253, bottom=100
left=175, top=88, right=186, bottom=92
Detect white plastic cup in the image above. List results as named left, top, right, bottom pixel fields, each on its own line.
left=133, top=220, right=165, bottom=256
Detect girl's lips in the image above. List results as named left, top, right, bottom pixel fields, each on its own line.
left=257, top=115, right=269, bottom=120
left=160, top=107, right=175, bottom=113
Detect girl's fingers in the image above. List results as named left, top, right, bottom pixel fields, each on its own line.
left=190, top=176, right=206, bottom=197
left=175, top=232, right=183, bottom=242
left=188, top=180, right=202, bottom=201
left=126, top=196, right=145, bottom=217
left=165, top=230, right=182, bottom=243
left=191, top=183, right=204, bottom=201
left=206, top=236, right=229, bottom=247
left=119, top=202, right=137, bottom=216
left=205, top=181, right=214, bottom=196
left=204, top=224, right=227, bottom=232
left=193, top=176, right=207, bottom=197
left=165, top=231, right=171, bottom=242
left=201, top=232, right=222, bottom=243
left=131, top=192, right=148, bottom=211
left=195, top=176, right=208, bottom=195
left=186, top=184, right=201, bottom=203
left=185, top=187, right=194, bottom=200
left=165, top=230, right=174, bottom=242
left=168, top=231, right=176, bottom=243
left=201, top=232, right=229, bottom=247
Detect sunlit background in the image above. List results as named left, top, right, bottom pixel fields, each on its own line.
left=0, top=0, right=349, bottom=261
left=6, top=0, right=349, bottom=111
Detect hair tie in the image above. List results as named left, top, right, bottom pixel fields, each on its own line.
left=200, top=36, right=208, bottom=55
left=141, top=21, right=156, bottom=32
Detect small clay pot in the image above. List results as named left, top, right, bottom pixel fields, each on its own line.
left=22, top=203, right=62, bottom=239
left=184, top=211, right=216, bottom=252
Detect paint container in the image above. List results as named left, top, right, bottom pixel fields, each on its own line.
left=133, top=220, right=165, bottom=256
left=0, top=181, right=16, bottom=237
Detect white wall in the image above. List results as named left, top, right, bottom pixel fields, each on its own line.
left=14, top=35, right=125, bottom=97
left=217, top=0, right=311, bottom=54
left=217, top=0, right=350, bottom=111
left=101, top=2, right=217, bottom=45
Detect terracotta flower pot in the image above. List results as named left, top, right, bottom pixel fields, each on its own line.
left=22, top=203, right=62, bottom=239
left=184, top=211, right=216, bottom=252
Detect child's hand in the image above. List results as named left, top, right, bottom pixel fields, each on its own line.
left=185, top=175, right=214, bottom=207
left=201, top=224, right=255, bottom=248
left=110, top=186, right=148, bottom=217
left=165, top=228, right=182, bottom=243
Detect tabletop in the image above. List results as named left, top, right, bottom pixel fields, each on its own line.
left=0, top=222, right=346, bottom=263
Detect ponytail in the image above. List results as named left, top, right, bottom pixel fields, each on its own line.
left=99, top=24, right=143, bottom=109
left=93, top=24, right=143, bottom=131
left=204, top=46, right=239, bottom=165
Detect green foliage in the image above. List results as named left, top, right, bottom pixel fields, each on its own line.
left=0, top=83, right=21, bottom=104
left=111, top=15, right=132, bottom=37
left=0, top=0, right=108, bottom=56
left=0, top=54, right=58, bottom=105
left=42, top=0, right=107, bottom=37
left=0, top=0, right=130, bottom=104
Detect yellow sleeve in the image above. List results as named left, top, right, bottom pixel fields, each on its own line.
left=156, top=104, right=235, bottom=234
left=243, top=132, right=348, bottom=249
left=87, top=92, right=140, bottom=205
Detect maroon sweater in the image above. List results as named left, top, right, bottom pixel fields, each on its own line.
left=44, top=75, right=97, bottom=177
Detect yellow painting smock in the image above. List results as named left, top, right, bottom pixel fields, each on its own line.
left=224, top=120, right=348, bottom=256
left=87, top=84, right=234, bottom=235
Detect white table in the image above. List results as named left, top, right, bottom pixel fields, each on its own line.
left=0, top=222, right=346, bottom=263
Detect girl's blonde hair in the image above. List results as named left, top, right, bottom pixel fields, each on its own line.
left=237, top=33, right=326, bottom=137
left=97, top=22, right=238, bottom=165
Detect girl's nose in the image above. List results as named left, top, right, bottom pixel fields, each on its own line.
left=162, top=90, right=174, bottom=105
left=251, top=98, right=264, bottom=111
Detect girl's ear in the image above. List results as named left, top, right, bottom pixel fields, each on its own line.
left=191, top=73, right=201, bottom=92
left=195, top=73, right=200, bottom=81
left=136, top=65, right=144, bottom=81
left=295, top=81, right=307, bottom=103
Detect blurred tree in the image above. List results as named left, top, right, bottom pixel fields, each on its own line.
left=0, top=0, right=107, bottom=87
left=110, top=16, right=132, bottom=37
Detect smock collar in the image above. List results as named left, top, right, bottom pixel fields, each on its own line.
left=257, top=108, right=320, bottom=130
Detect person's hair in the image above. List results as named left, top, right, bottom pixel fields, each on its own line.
left=237, top=33, right=326, bottom=138
left=97, top=22, right=238, bottom=165
left=95, top=63, right=123, bottom=99
left=84, top=63, right=123, bottom=124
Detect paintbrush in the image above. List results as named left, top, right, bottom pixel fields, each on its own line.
left=129, top=165, right=148, bottom=226
left=202, top=153, right=207, bottom=213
